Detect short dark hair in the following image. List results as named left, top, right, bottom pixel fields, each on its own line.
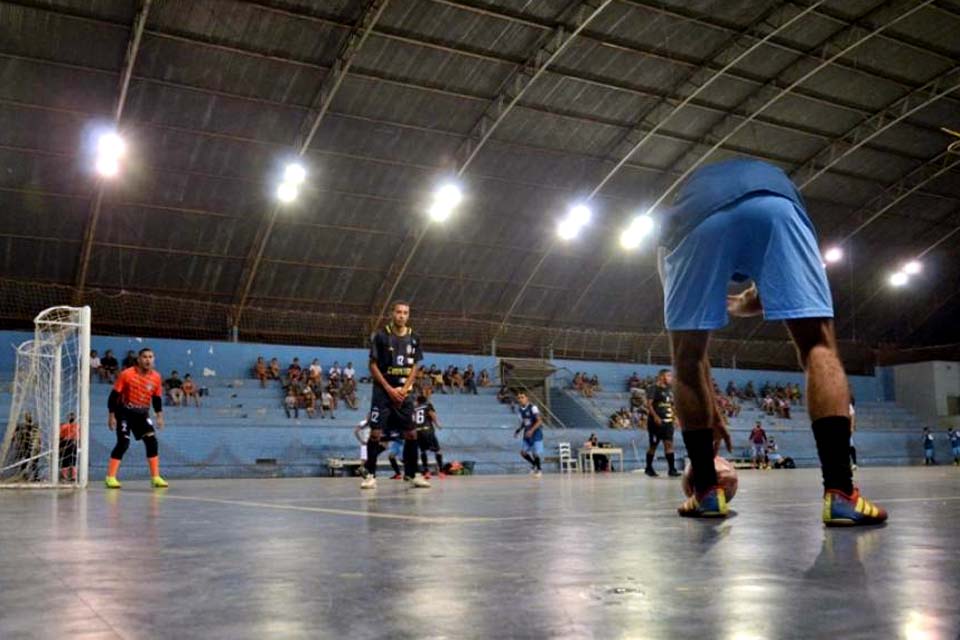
left=658, top=368, right=670, bottom=377
left=138, top=348, right=153, bottom=356
left=391, top=299, right=410, bottom=311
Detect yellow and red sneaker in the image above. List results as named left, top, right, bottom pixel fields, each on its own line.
left=678, top=486, right=728, bottom=518
left=823, top=487, right=887, bottom=527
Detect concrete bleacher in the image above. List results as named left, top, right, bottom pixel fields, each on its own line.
left=0, top=329, right=934, bottom=477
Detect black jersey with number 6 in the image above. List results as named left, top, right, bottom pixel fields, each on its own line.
left=650, top=384, right=675, bottom=426
left=413, top=403, right=436, bottom=432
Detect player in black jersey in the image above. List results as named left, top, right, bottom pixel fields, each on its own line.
left=360, top=301, right=429, bottom=489
left=645, top=369, right=680, bottom=477
left=413, top=394, right=444, bottom=479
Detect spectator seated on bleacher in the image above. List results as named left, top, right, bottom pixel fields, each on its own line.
left=287, top=358, right=303, bottom=385
left=268, top=357, right=281, bottom=380
left=284, top=388, right=299, bottom=419
left=164, top=370, right=184, bottom=407
left=608, top=408, right=632, bottom=430
left=497, top=385, right=516, bottom=412
left=302, top=385, right=317, bottom=418
left=90, top=349, right=106, bottom=382
left=254, top=356, right=268, bottom=388
left=627, top=372, right=641, bottom=391
left=479, top=369, right=491, bottom=387
left=340, top=376, right=359, bottom=410
left=122, top=350, right=138, bottom=369
left=320, top=387, right=336, bottom=419
left=463, top=365, right=478, bottom=395
left=743, top=381, right=756, bottom=399
left=182, top=374, right=201, bottom=407
left=308, top=359, right=323, bottom=385
left=100, top=350, right=119, bottom=381
left=451, top=367, right=464, bottom=392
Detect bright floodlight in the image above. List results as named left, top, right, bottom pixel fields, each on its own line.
left=889, top=271, right=909, bottom=287
left=903, top=260, right=922, bottom=275
left=95, top=156, right=120, bottom=177
left=435, top=183, right=463, bottom=209
left=569, top=204, right=592, bottom=227
left=428, top=202, right=452, bottom=222
left=824, top=246, right=843, bottom=263
left=557, top=219, right=580, bottom=240
left=276, top=181, right=298, bottom=203
left=620, top=227, right=642, bottom=250
left=97, top=132, right=126, bottom=159
left=283, top=163, right=307, bottom=185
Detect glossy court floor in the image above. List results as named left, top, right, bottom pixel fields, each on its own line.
left=1, top=467, right=958, bottom=640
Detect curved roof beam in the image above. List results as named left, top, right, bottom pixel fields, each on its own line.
left=643, top=0, right=936, bottom=216
left=74, top=0, right=153, bottom=302
left=368, top=0, right=613, bottom=325
left=232, top=0, right=390, bottom=325
left=792, top=65, right=960, bottom=190
left=587, top=0, right=826, bottom=199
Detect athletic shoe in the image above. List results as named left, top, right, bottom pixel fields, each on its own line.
left=644, top=468, right=658, bottom=477
left=677, top=486, right=728, bottom=518
left=668, top=469, right=682, bottom=477
left=533, top=470, right=543, bottom=478
left=437, top=472, right=446, bottom=479
left=151, top=476, right=169, bottom=488
left=389, top=473, right=403, bottom=480
left=822, top=487, right=888, bottom=527
left=423, top=471, right=432, bottom=479
left=409, top=473, right=431, bottom=488
left=851, top=464, right=858, bottom=470
left=104, top=476, right=122, bottom=489
left=360, top=476, right=377, bottom=490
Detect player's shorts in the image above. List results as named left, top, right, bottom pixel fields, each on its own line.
left=59, top=439, right=78, bottom=467
left=117, top=409, right=154, bottom=441
left=418, top=429, right=440, bottom=452
left=952, top=445, right=960, bottom=457
left=752, top=443, right=766, bottom=458
left=924, top=448, right=934, bottom=458
left=521, top=438, right=544, bottom=457
left=648, top=422, right=675, bottom=446
left=661, top=194, right=833, bottom=331
left=369, top=387, right=415, bottom=433
left=387, top=438, right=404, bottom=458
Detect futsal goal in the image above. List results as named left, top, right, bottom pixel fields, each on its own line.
left=0, top=306, right=91, bottom=488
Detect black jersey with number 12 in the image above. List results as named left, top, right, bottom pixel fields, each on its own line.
left=369, top=324, right=424, bottom=388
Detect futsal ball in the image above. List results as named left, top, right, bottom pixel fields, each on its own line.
left=682, top=456, right=738, bottom=502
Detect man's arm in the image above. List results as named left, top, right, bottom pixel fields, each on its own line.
left=370, top=361, right=404, bottom=404
left=428, top=408, right=440, bottom=429
left=152, top=384, right=164, bottom=429
left=647, top=397, right=661, bottom=425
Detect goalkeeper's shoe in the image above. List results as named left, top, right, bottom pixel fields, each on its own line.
left=104, top=476, right=122, bottom=489
left=151, top=476, right=169, bottom=489
left=677, top=486, right=728, bottom=518
left=823, top=487, right=887, bottom=527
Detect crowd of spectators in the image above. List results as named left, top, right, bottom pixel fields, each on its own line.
left=253, top=357, right=491, bottom=419
left=570, top=372, right=601, bottom=398
left=253, top=356, right=361, bottom=419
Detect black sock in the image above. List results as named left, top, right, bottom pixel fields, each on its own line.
left=533, top=456, right=541, bottom=471
left=666, top=453, right=676, bottom=473
left=365, top=440, right=380, bottom=476
left=389, top=455, right=401, bottom=476
left=811, top=416, right=853, bottom=494
left=645, top=452, right=654, bottom=470
left=682, top=429, right=716, bottom=494
left=435, top=453, right=444, bottom=471
left=522, top=452, right=535, bottom=468
left=403, top=438, right=419, bottom=478
left=850, top=447, right=857, bottom=465
left=420, top=451, right=429, bottom=473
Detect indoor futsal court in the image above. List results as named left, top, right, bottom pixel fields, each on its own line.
left=2, top=0, right=960, bottom=638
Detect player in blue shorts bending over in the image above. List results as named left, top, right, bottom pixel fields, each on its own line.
left=659, top=158, right=886, bottom=525
left=514, top=391, right=543, bottom=477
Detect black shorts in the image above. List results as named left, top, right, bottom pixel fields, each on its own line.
left=369, top=387, right=415, bottom=433
left=117, top=409, right=154, bottom=441
left=649, top=422, right=675, bottom=446
left=417, top=429, right=440, bottom=452
left=59, top=439, right=78, bottom=467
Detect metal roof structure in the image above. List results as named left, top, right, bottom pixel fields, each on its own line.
left=1, top=0, right=959, bottom=370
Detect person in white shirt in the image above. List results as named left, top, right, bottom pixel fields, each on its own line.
left=309, top=359, right=323, bottom=384
left=328, top=361, right=342, bottom=382
left=343, top=362, right=356, bottom=381
left=90, top=350, right=104, bottom=381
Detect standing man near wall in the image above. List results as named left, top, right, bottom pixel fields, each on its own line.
left=658, top=158, right=886, bottom=525
left=361, top=301, right=429, bottom=490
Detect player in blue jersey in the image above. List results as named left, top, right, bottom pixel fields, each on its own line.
left=659, top=158, right=886, bottom=525
left=514, top=391, right=543, bottom=477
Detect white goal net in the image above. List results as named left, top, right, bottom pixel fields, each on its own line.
left=0, top=306, right=91, bottom=488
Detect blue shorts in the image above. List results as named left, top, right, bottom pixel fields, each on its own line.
left=952, top=445, right=960, bottom=457
left=662, top=194, right=833, bottom=331
left=521, top=439, right=544, bottom=457
left=387, top=436, right=404, bottom=458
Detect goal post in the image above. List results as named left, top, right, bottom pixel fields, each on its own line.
left=0, top=306, right=91, bottom=488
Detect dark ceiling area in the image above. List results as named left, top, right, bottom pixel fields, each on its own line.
left=1, top=0, right=959, bottom=369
